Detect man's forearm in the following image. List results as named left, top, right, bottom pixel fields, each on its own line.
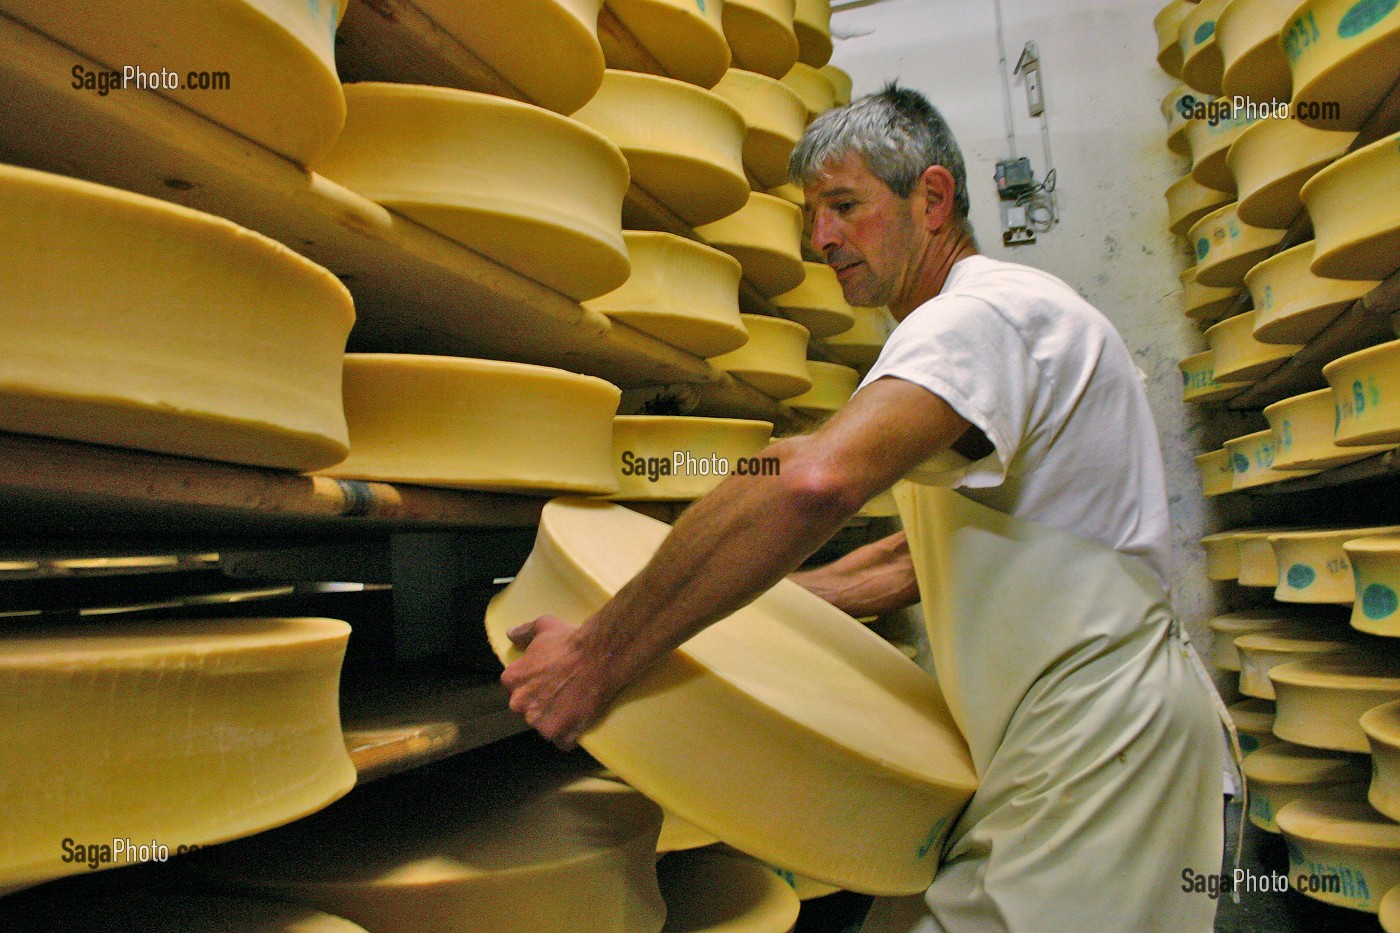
left=789, top=531, right=920, bottom=617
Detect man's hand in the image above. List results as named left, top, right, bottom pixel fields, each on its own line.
left=500, top=615, right=619, bottom=751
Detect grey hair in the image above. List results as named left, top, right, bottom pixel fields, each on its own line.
left=789, top=82, right=972, bottom=222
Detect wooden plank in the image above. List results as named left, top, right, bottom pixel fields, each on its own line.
left=1246, top=448, right=1400, bottom=497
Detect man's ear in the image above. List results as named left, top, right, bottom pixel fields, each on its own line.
left=915, top=165, right=958, bottom=233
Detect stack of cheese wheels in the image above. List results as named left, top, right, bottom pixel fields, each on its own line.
left=1167, top=175, right=1233, bottom=238
left=0, top=0, right=346, bottom=165
left=600, top=0, right=731, bottom=90
left=1189, top=203, right=1286, bottom=288
left=1237, top=630, right=1357, bottom=699
left=591, top=767, right=723, bottom=852
left=658, top=848, right=802, bottom=933
left=1227, top=119, right=1355, bottom=229
left=486, top=499, right=979, bottom=895
left=1300, top=132, right=1400, bottom=281
left=196, top=753, right=668, bottom=933
left=1347, top=536, right=1400, bottom=636
left=1155, top=0, right=1196, bottom=77
left=0, top=617, right=356, bottom=895
left=781, top=62, right=838, bottom=119
left=695, top=193, right=806, bottom=297
left=709, top=315, right=814, bottom=399
left=1228, top=697, right=1280, bottom=753
left=794, top=0, right=833, bottom=68
left=1200, top=531, right=1243, bottom=580
left=585, top=232, right=749, bottom=357
left=711, top=69, right=808, bottom=190
left=1325, top=340, right=1400, bottom=447
left=1194, top=448, right=1236, bottom=496
left=823, top=305, right=894, bottom=371
left=0, top=163, right=353, bottom=471
left=410, top=0, right=607, bottom=114
left=1179, top=0, right=1230, bottom=94
left=1216, top=0, right=1293, bottom=102
left=822, top=65, right=853, bottom=106
left=1365, top=699, right=1400, bottom=820
left=0, top=896, right=372, bottom=933
left=1182, top=266, right=1241, bottom=321
left=723, top=0, right=800, bottom=80
left=1206, top=311, right=1299, bottom=382
left=1186, top=110, right=1258, bottom=193
left=1224, top=428, right=1313, bottom=490
left=1271, top=526, right=1400, bottom=604
left=1276, top=789, right=1400, bottom=913
left=1209, top=608, right=1328, bottom=671
left=1265, top=389, right=1395, bottom=471
left=787, top=361, right=860, bottom=420
left=1271, top=652, right=1400, bottom=752
left=1246, top=241, right=1378, bottom=344
left=317, top=355, right=621, bottom=495
left=773, top=262, right=856, bottom=337
left=573, top=70, right=749, bottom=228
left=1237, top=529, right=1292, bottom=586
left=607, top=416, right=774, bottom=501
left=1285, top=0, right=1400, bottom=130
left=314, top=83, right=631, bottom=302
left=1180, top=349, right=1249, bottom=404
left=1243, top=742, right=1371, bottom=833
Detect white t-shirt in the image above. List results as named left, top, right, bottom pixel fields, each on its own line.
left=858, top=254, right=1174, bottom=589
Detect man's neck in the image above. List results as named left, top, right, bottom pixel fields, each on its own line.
left=890, top=230, right=979, bottom=320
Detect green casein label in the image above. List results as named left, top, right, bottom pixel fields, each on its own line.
left=1339, top=0, right=1398, bottom=39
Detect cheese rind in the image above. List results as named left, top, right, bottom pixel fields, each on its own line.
left=1236, top=631, right=1356, bottom=699
left=607, top=416, right=774, bottom=501
left=1186, top=107, right=1259, bottom=194
left=1228, top=697, right=1279, bottom=754
left=1276, top=791, right=1400, bottom=912
left=1362, top=699, right=1400, bottom=821
left=1269, top=526, right=1400, bottom=604
left=1265, top=389, right=1394, bottom=471
left=711, top=69, right=809, bottom=190
left=1200, top=531, right=1243, bottom=581
left=1179, top=0, right=1230, bottom=94
left=1206, top=311, right=1299, bottom=383
left=708, top=315, right=814, bottom=400
left=1189, top=203, right=1286, bottom=288
left=1194, top=448, right=1236, bottom=497
left=1285, top=0, right=1400, bottom=130
left=1167, top=175, right=1233, bottom=237
left=786, top=361, right=859, bottom=419
left=780, top=62, right=838, bottom=119
left=821, top=305, right=893, bottom=372
left=659, top=848, right=802, bottom=932
left=1299, top=132, right=1400, bottom=281
left=821, top=65, right=853, bottom=106
left=1156, top=0, right=1195, bottom=76
left=723, top=0, right=800, bottom=79
left=695, top=193, right=806, bottom=297
left=773, top=262, right=856, bottom=338
left=1271, top=653, right=1400, bottom=752
left=1383, top=884, right=1400, bottom=932
left=1227, top=118, right=1355, bottom=229
left=1209, top=608, right=1335, bottom=671
left=1216, top=0, right=1294, bottom=103
left=1224, top=428, right=1318, bottom=491
left=1344, top=536, right=1400, bottom=636
left=1325, top=339, right=1400, bottom=447
left=1243, top=741, right=1370, bottom=833
left=601, top=0, right=731, bottom=89
left=1246, top=241, right=1377, bottom=344
left=793, top=0, right=833, bottom=68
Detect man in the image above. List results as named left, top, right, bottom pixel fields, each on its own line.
left=502, top=84, right=1222, bottom=932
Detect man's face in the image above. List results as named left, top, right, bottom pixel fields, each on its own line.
left=803, top=152, right=925, bottom=310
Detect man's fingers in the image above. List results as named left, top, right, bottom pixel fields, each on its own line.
left=507, top=621, right=537, bottom=648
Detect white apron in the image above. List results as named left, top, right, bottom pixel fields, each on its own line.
left=861, top=484, right=1223, bottom=933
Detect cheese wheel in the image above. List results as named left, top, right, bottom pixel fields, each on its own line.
left=765, top=183, right=805, bottom=206
left=822, top=65, right=853, bottom=106
left=723, top=0, right=800, bottom=80
left=1161, top=82, right=1200, bottom=124
left=1325, top=339, right=1400, bottom=446
left=0, top=163, right=352, bottom=470
left=659, top=849, right=802, bottom=932
left=1227, top=117, right=1355, bottom=228
left=1225, top=429, right=1317, bottom=490
left=1166, top=89, right=1216, bottom=157
left=1206, top=310, right=1299, bottom=382
left=1271, top=652, right=1400, bottom=752
left=1237, top=631, right=1358, bottom=699
left=711, top=70, right=809, bottom=190
left=1167, top=173, right=1234, bottom=237
left=658, top=813, right=722, bottom=854
left=0, top=617, right=355, bottom=895
left=573, top=70, right=750, bottom=228
left=0, top=0, right=345, bottom=166
left=314, top=83, right=630, bottom=302
left=1189, top=202, right=1286, bottom=288
left=780, top=62, right=838, bottom=119
left=1271, top=526, right=1400, bottom=603
left=318, top=355, right=620, bottom=495
left=1194, top=448, right=1236, bottom=497
left=200, top=756, right=667, bottom=933
left=709, top=314, right=814, bottom=399
left=1300, top=131, right=1400, bottom=281
left=1385, top=884, right=1400, bottom=932
left=1285, top=0, right=1400, bottom=130
left=1217, top=0, right=1295, bottom=103
left=1364, top=699, right=1400, bottom=821
left=412, top=0, right=605, bottom=115
left=1187, top=108, right=1260, bottom=193
left=1229, top=697, right=1280, bottom=753
left=1276, top=791, right=1400, bottom=912
left=1266, top=389, right=1395, bottom=471
left=608, top=416, right=774, bottom=501
left=1246, top=240, right=1378, bottom=344
left=696, top=193, right=806, bottom=297
left=601, top=0, right=731, bottom=89
left=773, top=262, right=856, bottom=337
left=1156, top=0, right=1197, bottom=77
left=1182, top=265, right=1242, bottom=323
left=793, top=0, right=833, bottom=68
left=787, top=361, right=860, bottom=419
left=1180, top=350, right=1249, bottom=404
left=822, top=305, right=893, bottom=371
left=485, top=499, right=979, bottom=895
left=1243, top=742, right=1370, bottom=833
left=585, top=232, right=749, bottom=358
left=0, top=895, right=372, bottom=933
left=1348, top=537, right=1400, bottom=636
left=1201, top=531, right=1243, bottom=580
left=859, top=486, right=901, bottom=518
left=768, top=863, right=842, bottom=901
left=1180, top=0, right=1231, bottom=93
left=1210, top=608, right=1332, bottom=671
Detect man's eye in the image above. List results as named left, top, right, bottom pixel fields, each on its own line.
left=835, top=201, right=856, bottom=215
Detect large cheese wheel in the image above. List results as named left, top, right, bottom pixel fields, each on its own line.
left=1229, top=697, right=1280, bottom=753
left=585, top=232, right=749, bottom=358
left=485, top=499, right=979, bottom=895
left=1189, top=203, right=1286, bottom=288
left=608, top=416, right=774, bottom=501
left=859, top=486, right=901, bottom=518
left=1210, top=608, right=1327, bottom=671
left=1238, top=530, right=1288, bottom=586
left=1201, top=531, right=1243, bottom=580
left=1180, top=0, right=1231, bottom=93
left=1186, top=108, right=1259, bottom=193
left=408, top=0, right=604, bottom=115
left=1165, top=89, right=1216, bottom=157
left=773, top=262, right=856, bottom=337
left=601, top=0, right=731, bottom=89
left=318, top=355, right=620, bottom=495
left=1237, top=631, right=1357, bottom=699
left=573, top=70, right=750, bottom=228
left=1347, top=536, right=1400, bottom=636
left=1244, top=742, right=1370, bottom=833
left=709, top=314, right=813, bottom=399
left=1227, top=118, right=1355, bottom=229
left=200, top=754, right=667, bottom=933
left=793, top=0, right=833, bottom=68
left=0, top=895, right=372, bottom=933
left=787, top=361, right=860, bottom=419
left=1325, top=339, right=1400, bottom=447
left=1180, top=349, right=1249, bottom=405
left=1271, top=526, right=1400, bottom=603
left=765, top=183, right=806, bottom=206
left=1182, top=265, right=1243, bottom=321
left=1265, top=388, right=1395, bottom=471
left=313, top=83, right=630, bottom=302
left=1224, top=429, right=1291, bottom=490
left=822, top=305, right=893, bottom=371
left=780, top=62, right=838, bottom=119
left=822, top=65, right=853, bottom=106
left=1167, top=174, right=1234, bottom=237
left=1300, top=132, right=1400, bottom=281
left=711, top=69, right=809, bottom=190
left=695, top=193, right=806, bottom=297
left=1194, top=448, right=1236, bottom=497
left=0, top=617, right=355, bottom=895
left=1156, top=0, right=1197, bottom=77
left=1271, top=653, right=1400, bottom=752
left=0, top=163, right=352, bottom=470
left=724, top=0, right=800, bottom=79
left=1276, top=791, right=1400, bottom=912
left=1364, top=699, right=1400, bottom=821
left=1246, top=240, right=1378, bottom=344
left=1206, top=310, right=1299, bottom=382
left=1386, top=885, right=1400, bottom=933
left=0, top=0, right=345, bottom=165
left=659, top=848, right=802, bottom=932
left=1217, top=0, right=1295, bottom=103
left=1284, top=0, right=1400, bottom=130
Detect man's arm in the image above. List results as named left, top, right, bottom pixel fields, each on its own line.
left=789, top=531, right=919, bottom=618
left=500, top=377, right=969, bottom=748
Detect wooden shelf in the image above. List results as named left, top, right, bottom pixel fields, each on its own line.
left=1245, top=447, right=1400, bottom=497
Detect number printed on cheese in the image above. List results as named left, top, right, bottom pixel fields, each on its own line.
left=1264, top=389, right=1394, bottom=472
left=1325, top=339, right=1400, bottom=447
left=1284, top=0, right=1400, bottom=130
left=1276, top=789, right=1400, bottom=913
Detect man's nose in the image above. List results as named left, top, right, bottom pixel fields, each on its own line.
left=809, top=211, right=839, bottom=258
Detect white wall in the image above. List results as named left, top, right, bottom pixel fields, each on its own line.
left=830, top=0, right=1232, bottom=671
